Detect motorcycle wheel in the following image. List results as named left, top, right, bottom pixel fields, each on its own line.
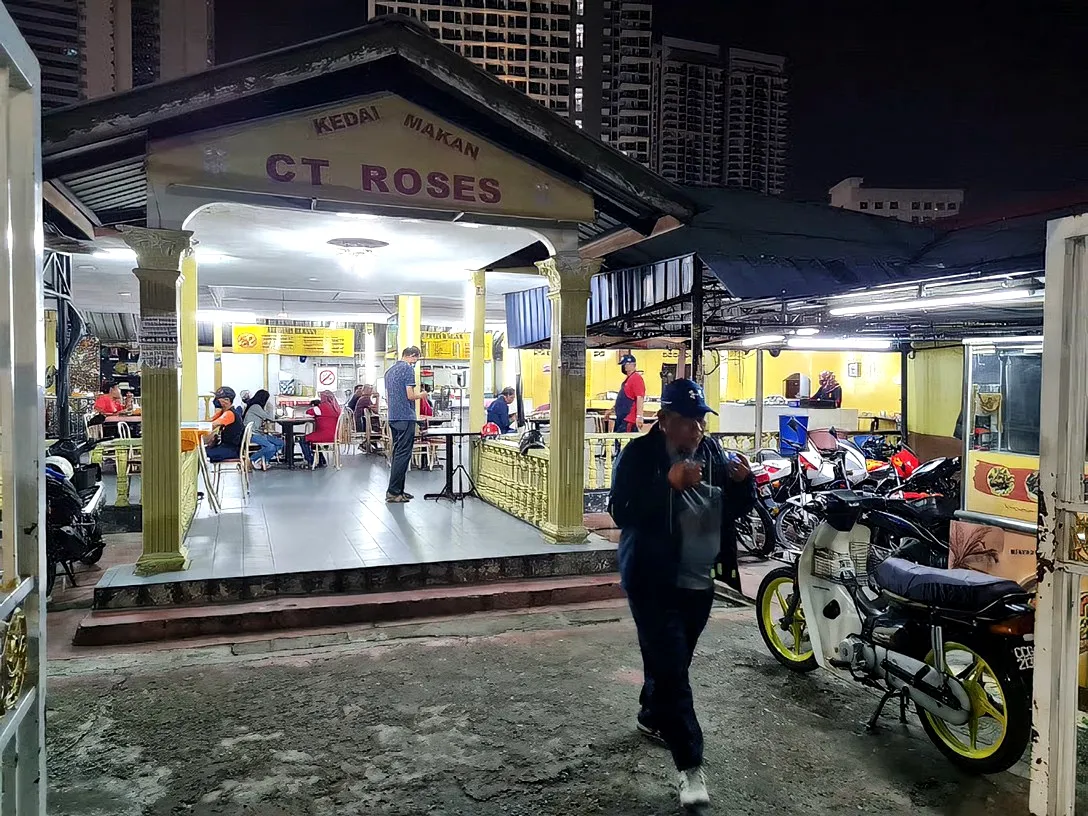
left=774, top=503, right=816, bottom=552
left=737, top=509, right=772, bottom=559
left=918, top=640, right=1031, bottom=774
left=80, top=546, right=105, bottom=566
left=756, top=566, right=817, bottom=672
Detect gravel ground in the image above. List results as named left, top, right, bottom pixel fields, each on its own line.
left=46, top=603, right=1031, bottom=816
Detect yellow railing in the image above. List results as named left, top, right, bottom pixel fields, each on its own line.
left=474, top=438, right=549, bottom=528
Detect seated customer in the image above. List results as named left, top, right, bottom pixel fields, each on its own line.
left=241, top=389, right=284, bottom=470
left=94, top=382, right=124, bottom=416
left=300, top=390, right=341, bottom=467
left=486, top=387, right=516, bottom=434
left=205, top=386, right=245, bottom=463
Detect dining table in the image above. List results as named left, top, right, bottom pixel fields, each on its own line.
left=422, top=427, right=479, bottom=502
left=274, top=417, right=313, bottom=469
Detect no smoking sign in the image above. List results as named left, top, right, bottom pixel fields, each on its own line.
left=316, top=367, right=338, bottom=391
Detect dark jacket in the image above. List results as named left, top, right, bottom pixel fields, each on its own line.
left=608, top=424, right=756, bottom=593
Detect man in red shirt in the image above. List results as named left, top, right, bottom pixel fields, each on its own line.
left=93, top=383, right=124, bottom=416
left=613, top=354, right=646, bottom=433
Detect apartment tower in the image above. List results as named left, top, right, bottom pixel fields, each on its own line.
left=651, top=37, right=725, bottom=186
left=726, top=48, right=787, bottom=195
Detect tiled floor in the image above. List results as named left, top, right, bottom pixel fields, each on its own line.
left=96, top=453, right=615, bottom=589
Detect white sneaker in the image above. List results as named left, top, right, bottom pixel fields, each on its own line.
left=678, top=766, right=709, bottom=808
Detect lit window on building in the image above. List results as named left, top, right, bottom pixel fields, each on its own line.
left=574, top=87, right=583, bottom=112
left=859, top=202, right=868, bottom=210
left=576, top=23, right=584, bottom=48
left=575, top=119, right=583, bottom=128
left=575, top=55, right=583, bottom=79
left=576, top=0, right=584, bottom=14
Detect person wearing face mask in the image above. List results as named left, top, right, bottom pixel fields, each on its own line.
left=608, top=378, right=755, bottom=810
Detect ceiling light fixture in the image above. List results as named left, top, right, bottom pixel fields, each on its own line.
left=787, top=337, right=893, bottom=351
left=740, top=334, right=786, bottom=347
left=795, top=327, right=820, bottom=336
left=961, top=335, right=1044, bottom=346
left=92, top=247, right=137, bottom=261
left=328, top=237, right=389, bottom=277
left=829, top=289, right=1040, bottom=317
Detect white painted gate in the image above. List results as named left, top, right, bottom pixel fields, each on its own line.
left=0, top=6, right=46, bottom=814
left=1032, top=213, right=1088, bottom=815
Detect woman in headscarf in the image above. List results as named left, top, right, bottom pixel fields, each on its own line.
left=241, top=389, right=284, bottom=470
left=811, top=370, right=843, bottom=408
left=301, top=390, right=342, bottom=467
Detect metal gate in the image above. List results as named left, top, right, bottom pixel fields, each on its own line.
left=0, top=7, right=46, bottom=814
left=1032, top=213, right=1088, bottom=815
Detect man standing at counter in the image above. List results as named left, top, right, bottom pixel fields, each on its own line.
left=384, top=346, right=424, bottom=503
left=614, top=354, right=646, bottom=432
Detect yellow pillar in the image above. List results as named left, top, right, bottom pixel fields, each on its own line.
left=397, top=295, right=421, bottom=354
left=364, top=323, right=377, bottom=384
left=44, top=310, right=57, bottom=392
left=536, top=253, right=601, bottom=543
left=213, top=320, right=223, bottom=390
left=704, top=350, right=721, bottom=432
left=118, top=225, right=192, bottom=576
left=468, top=271, right=486, bottom=431
left=179, top=252, right=198, bottom=421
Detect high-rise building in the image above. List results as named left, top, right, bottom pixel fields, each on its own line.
left=651, top=37, right=725, bottom=186
left=5, top=0, right=82, bottom=109
left=7, top=0, right=214, bottom=110
left=599, top=0, right=651, bottom=165
left=367, top=1, right=653, bottom=164
left=829, top=177, right=965, bottom=223
left=726, top=48, right=787, bottom=195
left=370, top=0, right=579, bottom=121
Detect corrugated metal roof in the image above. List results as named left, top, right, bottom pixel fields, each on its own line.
left=85, top=312, right=138, bottom=343
left=58, top=160, right=146, bottom=223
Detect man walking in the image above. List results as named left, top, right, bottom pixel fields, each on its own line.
left=608, top=378, right=755, bottom=809
left=383, top=346, right=424, bottom=503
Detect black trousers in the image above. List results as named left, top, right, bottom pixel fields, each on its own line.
left=627, top=585, right=714, bottom=771
left=387, top=420, right=416, bottom=495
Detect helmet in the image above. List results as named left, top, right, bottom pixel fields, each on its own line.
left=481, top=422, right=501, bottom=439
left=519, top=429, right=546, bottom=455
left=214, top=386, right=236, bottom=402
left=45, top=455, right=74, bottom=481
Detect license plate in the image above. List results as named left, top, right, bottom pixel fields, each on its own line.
left=1013, top=645, right=1034, bottom=672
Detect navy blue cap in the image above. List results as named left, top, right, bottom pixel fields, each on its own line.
left=619, top=354, right=637, bottom=366
left=661, top=378, right=718, bottom=418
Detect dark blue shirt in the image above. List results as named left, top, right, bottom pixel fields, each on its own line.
left=383, top=361, right=417, bottom=422
left=487, top=397, right=513, bottom=433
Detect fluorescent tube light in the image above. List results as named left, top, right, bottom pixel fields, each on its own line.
left=741, top=334, right=785, bottom=347
left=830, top=289, right=1040, bottom=317
left=961, top=336, right=1043, bottom=345
left=787, top=337, right=893, bottom=351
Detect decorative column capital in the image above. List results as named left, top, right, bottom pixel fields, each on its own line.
left=536, top=253, right=601, bottom=297
left=117, top=226, right=193, bottom=272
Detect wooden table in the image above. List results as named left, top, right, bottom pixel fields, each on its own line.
left=275, top=417, right=312, bottom=469
left=421, top=428, right=479, bottom=502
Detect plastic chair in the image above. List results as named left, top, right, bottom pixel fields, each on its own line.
left=208, top=422, right=254, bottom=496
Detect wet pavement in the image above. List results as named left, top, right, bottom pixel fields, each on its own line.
left=46, top=602, right=1030, bottom=816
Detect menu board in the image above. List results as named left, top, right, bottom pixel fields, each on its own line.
left=420, top=331, right=493, bottom=361
left=232, top=325, right=355, bottom=357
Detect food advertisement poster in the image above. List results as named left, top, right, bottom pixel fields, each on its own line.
left=964, top=450, right=1043, bottom=524
left=232, top=325, right=354, bottom=357
left=420, top=331, right=492, bottom=361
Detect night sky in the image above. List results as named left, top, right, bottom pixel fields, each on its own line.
left=217, top=1, right=1088, bottom=209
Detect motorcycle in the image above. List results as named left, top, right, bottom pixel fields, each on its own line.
left=45, top=440, right=106, bottom=598
left=756, top=489, right=1034, bottom=774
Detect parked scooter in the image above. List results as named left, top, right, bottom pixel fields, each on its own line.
left=756, top=489, right=1034, bottom=774
left=44, top=439, right=105, bottom=598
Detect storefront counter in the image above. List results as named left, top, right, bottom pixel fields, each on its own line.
left=717, top=403, right=859, bottom=436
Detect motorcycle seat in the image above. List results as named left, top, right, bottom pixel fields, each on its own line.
left=874, top=557, right=1029, bottom=612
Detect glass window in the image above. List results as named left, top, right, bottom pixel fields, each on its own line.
left=889, top=201, right=899, bottom=209
left=859, top=202, right=868, bottom=210
left=949, top=202, right=958, bottom=210
left=575, top=55, right=583, bottom=78
left=576, top=23, right=584, bottom=48
left=576, top=0, right=584, bottom=14
left=574, top=86, right=583, bottom=112
left=911, top=201, right=920, bottom=210
left=924, top=202, right=932, bottom=209
left=574, top=118, right=583, bottom=128
left=936, top=201, right=946, bottom=210
left=968, top=345, right=1042, bottom=456
left=874, top=201, right=884, bottom=210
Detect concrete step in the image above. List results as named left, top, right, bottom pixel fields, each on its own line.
left=74, top=574, right=624, bottom=647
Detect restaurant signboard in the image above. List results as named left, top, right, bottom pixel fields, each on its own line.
left=232, top=325, right=355, bottom=358
left=420, top=331, right=492, bottom=361
left=147, top=94, right=595, bottom=222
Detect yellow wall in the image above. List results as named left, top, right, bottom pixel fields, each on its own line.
left=906, top=346, right=963, bottom=437
left=724, top=350, right=902, bottom=416
left=519, top=348, right=709, bottom=407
